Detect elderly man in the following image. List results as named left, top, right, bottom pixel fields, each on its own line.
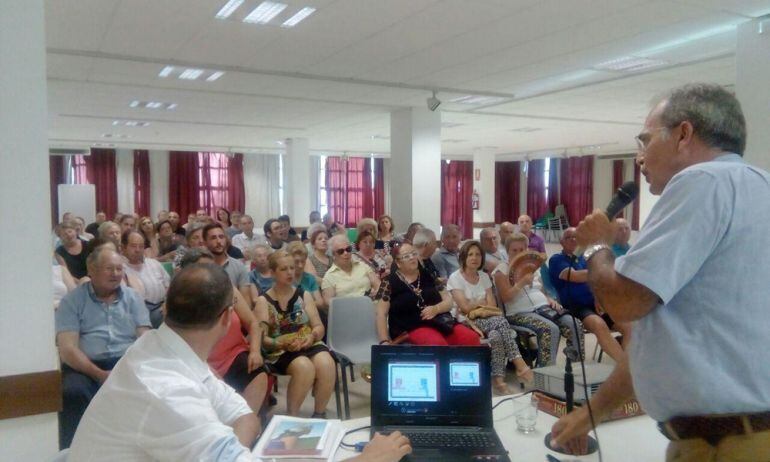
left=498, top=221, right=515, bottom=245
left=431, top=224, right=462, bottom=279
left=70, top=263, right=410, bottom=462
left=227, top=211, right=242, bottom=238
left=480, top=227, right=508, bottom=273
left=55, top=247, right=151, bottom=448
left=550, top=84, right=770, bottom=460
left=156, top=210, right=169, bottom=224
left=611, top=218, right=631, bottom=257
left=263, top=218, right=288, bottom=252
left=321, top=234, right=379, bottom=307
left=412, top=228, right=440, bottom=281
left=232, top=214, right=266, bottom=256
left=85, top=211, right=107, bottom=236
left=166, top=211, right=184, bottom=237
left=517, top=214, right=546, bottom=253
left=122, top=230, right=170, bottom=328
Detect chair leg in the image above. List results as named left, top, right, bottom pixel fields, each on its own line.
left=341, top=361, right=351, bottom=420
left=349, top=364, right=355, bottom=382
left=334, top=363, right=342, bottom=419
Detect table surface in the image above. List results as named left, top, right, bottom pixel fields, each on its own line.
left=334, top=394, right=669, bottom=461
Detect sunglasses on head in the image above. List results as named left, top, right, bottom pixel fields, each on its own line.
left=334, top=245, right=353, bottom=256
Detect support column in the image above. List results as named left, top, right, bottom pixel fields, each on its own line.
left=283, top=138, right=312, bottom=227
left=390, top=108, right=442, bottom=233
left=0, top=0, right=60, bottom=459
left=736, top=17, right=770, bottom=171
left=472, top=151, right=495, bottom=227
left=116, top=149, right=135, bottom=214
left=149, top=150, right=169, bottom=219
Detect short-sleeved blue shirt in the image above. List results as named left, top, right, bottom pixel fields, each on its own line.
left=548, top=252, right=594, bottom=308
left=294, top=272, right=319, bottom=293
left=55, top=283, right=150, bottom=361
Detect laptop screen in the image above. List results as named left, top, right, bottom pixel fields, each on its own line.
left=371, top=345, right=493, bottom=428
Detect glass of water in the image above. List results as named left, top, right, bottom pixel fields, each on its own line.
left=516, top=394, right=539, bottom=433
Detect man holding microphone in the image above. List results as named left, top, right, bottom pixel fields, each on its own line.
left=551, top=83, right=770, bottom=461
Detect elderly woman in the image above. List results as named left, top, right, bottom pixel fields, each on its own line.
left=287, top=241, right=325, bottom=311
left=447, top=240, right=534, bottom=394
left=321, top=235, right=380, bottom=306
left=155, top=220, right=179, bottom=261
left=97, top=221, right=122, bottom=250
left=255, top=251, right=336, bottom=417
left=353, top=231, right=389, bottom=279
left=377, top=242, right=479, bottom=346
left=249, top=244, right=274, bottom=294
left=305, top=226, right=331, bottom=286
left=493, top=233, right=584, bottom=367
left=172, top=223, right=206, bottom=268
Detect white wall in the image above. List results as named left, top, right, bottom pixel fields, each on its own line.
left=737, top=18, right=770, bottom=172
left=593, top=158, right=613, bottom=217
left=148, top=150, right=169, bottom=219
left=116, top=148, right=135, bottom=214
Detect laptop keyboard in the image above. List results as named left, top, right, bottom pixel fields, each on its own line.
left=387, top=429, right=499, bottom=449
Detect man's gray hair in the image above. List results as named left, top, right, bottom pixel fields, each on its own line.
left=186, top=222, right=205, bottom=240
left=328, top=234, right=350, bottom=250
left=480, top=227, right=498, bottom=239
left=86, top=245, right=117, bottom=269
left=659, top=83, right=746, bottom=156
left=440, top=224, right=460, bottom=238
left=97, top=221, right=118, bottom=239
left=179, top=248, right=214, bottom=268
left=412, top=228, right=436, bottom=248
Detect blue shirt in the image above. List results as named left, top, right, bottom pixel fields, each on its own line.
left=55, top=283, right=150, bottom=361
left=431, top=248, right=460, bottom=279
left=611, top=243, right=630, bottom=257
left=294, top=272, right=319, bottom=293
left=616, top=154, right=770, bottom=421
left=548, top=252, right=594, bottom=308
left=249, top=270, right=274, bottom=294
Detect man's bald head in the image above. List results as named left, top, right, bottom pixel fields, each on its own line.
left=165, top=263, right=233, bottom=330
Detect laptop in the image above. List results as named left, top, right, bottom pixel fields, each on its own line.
left=370, top=345, right=511, bottom=462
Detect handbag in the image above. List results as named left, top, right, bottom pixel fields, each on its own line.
left=467, top=305, right=504, bottom=320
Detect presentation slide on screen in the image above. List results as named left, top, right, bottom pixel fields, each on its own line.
left=388, top=363, right=438, bottom=402
left=449, top=362, right=480, bottom=387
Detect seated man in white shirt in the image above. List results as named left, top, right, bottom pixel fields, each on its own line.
left=121, top=230, right=170, bottom=328
left=231, top=214, right=266, bottom=257
left=70, top=263, right=411, bottom=462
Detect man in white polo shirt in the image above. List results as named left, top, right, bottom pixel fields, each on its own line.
left=121, top=230, right=170, bottom=328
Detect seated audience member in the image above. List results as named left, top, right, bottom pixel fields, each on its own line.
left=321, top=235, right=379, bottom=306
left=278, top=214, right=299, bottom=241
left=301, top=210, right=322, bottom=241
left=447, top=241, right=533, bottom=394
left=179, top=250, right=270, bottom=418
left=353, top=231, right=389, bottom=279
left=227, top=210, right=242, bottom=238
left=431, top=224, right=461, bottom=279
left=182, top=213, right=196, bottom=231
left=97, top=221, right=122, bottom=250
left=167, top=211, right=185, bottom=237
left=74, top=216, right=94, bottom=241
left=119, top=214, right=136, bottom=234
left=494, top=233, right=583, bottom=366
left=122, top=230, right=170, bottom=328
left=376, top=242, right=479, bottom=347
left=226, top=235, right=246, bottom=260
left=55, top=219, right=90, bottom=280
left=156, top=210, right=169, bottom=224
left=196, top=208, right=208, bottom=220
left=137, top=216, right=159, bottom=257
left=215, top=207, right=232, bottom=229
left=412, top=228, right=440, bottom=282
left=287, top=241, right=326, bottom=311
left=256, top=251, right=336, bottom=417
left=53, top=261, right=77, bottom=309
left=356, top=218, right=379, bottom=247
left=204, top=224, right=254, bottom=306
left=480, top=227, right=508, bottom=272
left=377, top=214, right=395, bottom=243
left=55, top=247, right=151, bottom=448
left=173, top=222, right=206, bottom=268
left=402, top=222, right=424, bottom=243
left=155, top=220, right=179, bottom=261
left=517, top=214, right=546, bottom=253
left=498, top=221, right=515, bottom=245
left=264, top=218, right=288, bottom=252
left=232, top=214, right=266, bottom=255
left=249, top=244, right=274, bottom=294
left=305, top=226, right=331, bottom=285
left=85, top=211, right=106, bottom=236
left=322, top=213, right=344, bottom=236
left=548, top=227, right=631, bottom=363
left=611, top=217, right=632, bottom=257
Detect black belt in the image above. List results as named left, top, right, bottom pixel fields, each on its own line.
left=658, top=411, right=770, bottom=446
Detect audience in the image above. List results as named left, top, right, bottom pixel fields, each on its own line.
left=548, top=227, right=631, bottom=363
left=226, top=210, right=242, bottom=238
left=353, top=231, right=389, bottom=278
left=85, top=211, right=106, bottom=236
left=278, top=214, right=299, bottom=241
left=305, top=226, right=331, bottom=285
left=264, top=218, right=288, bottom=251
left=498, top=221, right=515, bottom=245
left=355, top=218, right=379, bottom=246
left=74, top=216, right=94, bottom=241
left=249, top=244, right=274, bottom=294
left=203, top=224, right=254, bottom=307
left=412, top=228, right=441, bottom=282
left=376, top=242, right=479, bottom=347
left=322, top=213, right=344, bottom=236
left=402, top=222, right=424, bottom=243
left=121, top=230, right=170, bottom=328
left=52, top=261, right=77, bottom=310
left=377, top=214, right=395, bottom=243
left=494, top=233, right=583, bottom=366
left=480, top=227, right=508, bottom=272
left=215, top=207, right=231, bottom=229
left=611, top=217, right=632, bottom=257
left=167, top=211, right=185, bottom=237
left=55, top=219, right=90, bottom=280
left=321, top=235, right=379, bottom=306
left=517, top=214, right=546, bottom=253
left=55, top=246, right=151, bottom=448
left=232, top=214, right=266, bottom=256
left=155, top=220, right=179, bottom=261
left=255, top=251, right=335, bottom=417
left=97, top=221, right=122, bottom=249
left=137, top=216, right=159, bottom=257
left=173, top=222, right=206, bottom=267
left=156, top=209, right=169, bottom=224
left=431, top=224, right=461, bottom=280
left=301, top=210, right=322, bottom=241
left=447, top=240, right=533, bottom=394
left=119, top=214, right=136, bottom=234
left=287, top=241, right=326, bottom=311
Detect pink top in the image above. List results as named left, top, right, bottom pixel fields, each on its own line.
left=208, top=310, right=250, bottom=377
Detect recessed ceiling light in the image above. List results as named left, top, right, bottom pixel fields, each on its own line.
left=158, top=66, right=175, bottom=78
left=166, top=103, right=177, bottom=110
left=129, top=100, right=140, bottom=108
left=282, top=7, right=315, bottom=27
left=179, top=68, right=205, bottom=80
left=215, top=0, right=245, bottom=19
left=129, top=101, right=176, bottom=110
left=594, top=56, right=668, bottom=72
left=206, top=71, right=225, bottom=82
left=146, top=101, right=164, bottom=109
left=450, top=95, right=509, bottom=105
left=243, top=1, right=287, bottom=24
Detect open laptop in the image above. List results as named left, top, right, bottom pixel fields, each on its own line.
left=370, top=345, right=511, bottom=462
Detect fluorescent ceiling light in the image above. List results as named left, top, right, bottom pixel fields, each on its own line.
left=450, top=95, right=508, bottom=105
left=166, top=103, right=178, bottom=110
left=129, top=100, right=140, bottom=108
left=282, top=7, right=315, bottom=27
left=206, top=71, right=225, bottom=82
left=243, top=1, right=287, bottom=24
left=146, top=101, right=164, bottom=109
left=594, top=56, right=668, bottom=72
left=179, top=68, right=205, bottom=80
left=215, top=0, right=245, bottom=19
left=158, top=66, right=175, bottom=78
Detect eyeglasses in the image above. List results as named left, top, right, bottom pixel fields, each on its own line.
left=334, top=245, right=353, bottom=256
left=397, top=251, right=419, bottom=261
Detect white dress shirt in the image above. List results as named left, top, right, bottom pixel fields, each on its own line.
left=123, top=258, right=170, bottom=304
left=231, top=232, right=267, bottom=255
left=70, top=324, right=253, bottom=461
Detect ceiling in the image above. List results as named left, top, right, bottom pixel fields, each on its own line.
left=45, top=0, right=770, bottom=159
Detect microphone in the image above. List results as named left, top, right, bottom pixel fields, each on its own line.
left=605, top=181, right=639, bottom=219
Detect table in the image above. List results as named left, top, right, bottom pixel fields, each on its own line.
left=334, top=394, right=669, bottom=461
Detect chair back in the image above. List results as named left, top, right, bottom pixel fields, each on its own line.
left=554, top=204, right=567, bottom=218
left=540, top=263, right=559, bottom=301
left=327, top=296, right=379, bottom=364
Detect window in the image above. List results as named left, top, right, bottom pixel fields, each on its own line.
left=318, top=155, right=328, bottom=217
left=278, top=154, right=285, bottom=215
left=197, top=152, right=230, bottom=213
left=543, top=157, right=551, bottom=205
left=70, top=154, right=89, bottom=184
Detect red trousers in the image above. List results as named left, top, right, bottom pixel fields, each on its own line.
left=408, top=325, right=480, bottom=346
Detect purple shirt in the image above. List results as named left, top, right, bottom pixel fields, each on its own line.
left=525, top=232, right=546, bottom=253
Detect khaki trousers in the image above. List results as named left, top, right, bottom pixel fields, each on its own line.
left=666, top=430, right=770, bottom=462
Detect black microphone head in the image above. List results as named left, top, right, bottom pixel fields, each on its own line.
left=605, top=181, right=640, bottom=218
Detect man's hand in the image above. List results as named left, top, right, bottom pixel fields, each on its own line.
left=576, top=209, right=614, bottom=248
left=550, top=407, right=593, bottom=455
left=357, top=431, right=412, bottom=462
left=247, top=350, right=264, bottom=372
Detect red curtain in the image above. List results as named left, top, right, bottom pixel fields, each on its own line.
left=72, top=154, right=89, bottom=185
left=84, top=149, right=118, bottom=218
left=632, top=162, right=641, bottom=230
left=227, top=153, right=246, bottom=214
left=526, top=159, right=547, bottom=221
left=560, top=155, right=594, bottom=225
left=325, top=157, right=346, bottom=225
left=441, top=160, right=473, bottom=239
left=345, top=158, right=366, bottom=227
left=49, top=155, right=66, bottom=226
left=362, top=158, right=385, bottom=220
left=169, top=151, right=200, bottom=224
left=547, top=158, right=560, bottom=212
left=612, top=160, right=625, bottom=219
left=494, top=161, right=520, bottom=223
left=133, top=150, right=151, bottom=217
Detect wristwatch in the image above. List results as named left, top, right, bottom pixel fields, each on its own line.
left=583, top=244, right=611, bottom=263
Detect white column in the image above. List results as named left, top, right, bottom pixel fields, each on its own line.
left=0, top=1, right=60, bottom=459
left=736, top=18, right=770, bottom=171
left=593, top=157, right=612, bottom=213
left=283, top=138, right=312, bottom=227
left=149, top=150, right=169, bottom=219
left=519, top=164, right=527, bottom=217
left=116, top=148, right=135, bottom=214
left=390, top=108, right=442, bottom=232
left=472, top=151, right=495, bottom=225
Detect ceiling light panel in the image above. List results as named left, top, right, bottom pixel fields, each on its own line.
left=282, top=7, right=315, bottom=27
left=158, top=66, right=175, bottom=78
left=215, top=0, right=245, bottom=19
left=243, top=2, right=287, bottom=24
left=129, top=101, right=177, bottom=110
left=594, top=56, right=669, bottom=72
left=179, top=68, right=205, bottom=80
left=206, top=71, right=226, bottom=82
